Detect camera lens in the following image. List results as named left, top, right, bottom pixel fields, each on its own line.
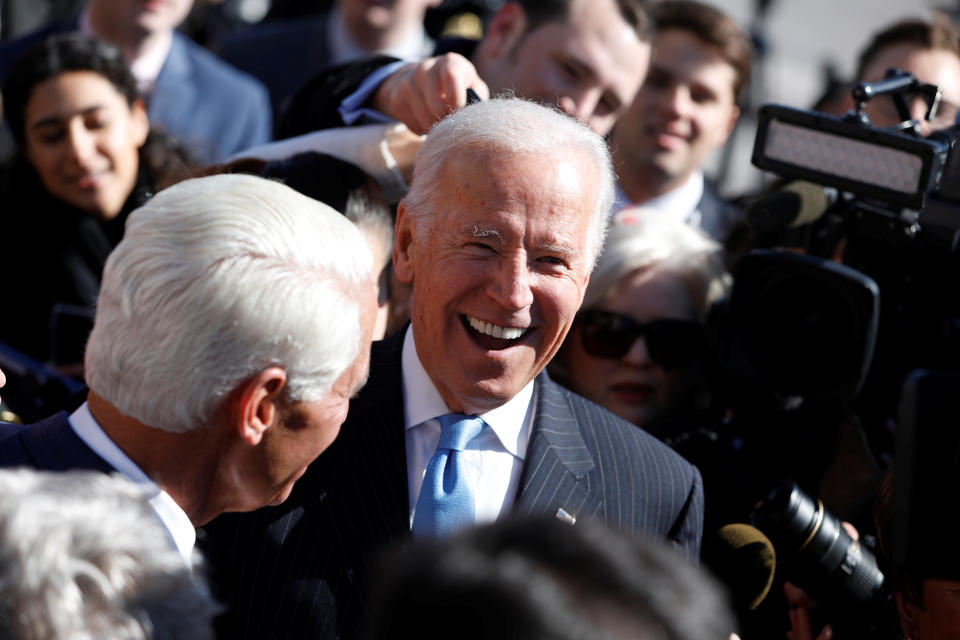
left=752, top=482, right=887, bottom=609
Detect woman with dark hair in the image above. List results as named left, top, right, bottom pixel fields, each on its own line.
left=0, top=33, right=195, bottom=368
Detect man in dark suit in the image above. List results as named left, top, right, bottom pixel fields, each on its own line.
left=0, top=174, right=378, bottom=563
left=0, top=0, right=271, bottom=162
left=609, top=1, right=752, bottom=244
left=204, top=98, right=703, bottom=640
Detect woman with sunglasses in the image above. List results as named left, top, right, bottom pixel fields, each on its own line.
left=550, top=210, right=729, bottom=436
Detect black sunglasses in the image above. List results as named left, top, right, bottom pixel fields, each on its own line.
left=577, top=309, right=705, bottom=370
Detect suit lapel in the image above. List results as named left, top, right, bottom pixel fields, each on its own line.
left=514, top=374, right=603, bottom=522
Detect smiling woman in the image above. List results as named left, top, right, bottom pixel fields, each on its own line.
left=0, top=34, right=195, bottom=368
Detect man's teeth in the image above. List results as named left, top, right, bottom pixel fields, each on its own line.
left=467, top=316, right=526, bottom=340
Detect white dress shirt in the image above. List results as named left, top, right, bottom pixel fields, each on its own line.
left=69, top=403, right=196, bottom=566
left=612, top=170, right=705, bottom=228
left=401, top=326, right=534, bottom=528
left=327, top=5, right=434, bottom=68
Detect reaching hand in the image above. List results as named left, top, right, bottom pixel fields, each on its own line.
left=372, top=53, right=491, bottom=134
left=785, top=582, right=833, bottom=640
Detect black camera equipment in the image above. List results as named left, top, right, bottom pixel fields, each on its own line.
left=752, top=482, right=891, bottom=635
left=741, top=69, right=960, bottom=456
left=893, top=370, right=960, bottom=583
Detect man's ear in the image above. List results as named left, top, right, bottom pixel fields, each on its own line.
left=236, top=367, right=287, bottom=446
left=475, top=2, right=528, bottom=63
left=895, top=590, right=921, bottom=640
left=722, top=105, right=741, bottom=142
left=393, top=202, right=416, bottom=284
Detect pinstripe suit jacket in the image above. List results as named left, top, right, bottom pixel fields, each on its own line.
left=204, top=329, right=703, bottom=640
left=0, top=412, right=114, bottom=472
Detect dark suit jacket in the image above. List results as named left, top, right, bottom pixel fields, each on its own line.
left=0, top=412, right=114, bottom=472
left=204, top=329, right=703, bottom=640
left=697, top=180, right=744, bottom=245
left=276, top=38, right=476, bottom=139
left=218, top=13, right=335, bottom=119
left=0, top=20, right=272, bottom=162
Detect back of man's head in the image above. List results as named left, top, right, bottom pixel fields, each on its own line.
left=0, top=469, right=217, bottom=640
left=403, top=98, right=614, bottom=266
left=363, top=516, right=735, bottom=640
left=85, top=173, right=374, bottom=433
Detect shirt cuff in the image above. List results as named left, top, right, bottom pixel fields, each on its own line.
left=338, top=60, right=410, bottom=125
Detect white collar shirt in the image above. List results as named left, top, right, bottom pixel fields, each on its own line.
left=80, top=7, right=172, bottom=97
left=68, top=402, right=196, bottom=566
left=401, top=325, right=534, bottom=528
left=327, top=5, right=434, bottom=68
left=613, top=171, right=705, bottom=228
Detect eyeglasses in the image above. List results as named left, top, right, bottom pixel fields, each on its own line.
left=577, top=309, right=705, bottom=370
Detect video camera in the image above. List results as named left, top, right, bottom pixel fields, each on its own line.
left=713, top=70, right=960, bottom=418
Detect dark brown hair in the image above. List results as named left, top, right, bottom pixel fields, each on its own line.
left=855, top=13, right=960, bottom=81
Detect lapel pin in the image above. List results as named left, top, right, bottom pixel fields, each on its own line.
left=554, top=508, right=576, bottom=525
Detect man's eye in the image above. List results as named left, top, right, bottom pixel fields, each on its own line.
left=560, top=61, right=580, bottom=80
left=538, top=255, right=567, bottom=268
left=466, top=242, right=495, bottom=254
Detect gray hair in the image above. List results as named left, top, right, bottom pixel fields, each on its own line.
left=402, top=98, right=615, bottom=267
left=85, top=174, right=374, bottom=433
left=584, top=211, right=730, bottom=320
left=0, top=469, right=218, bottom=640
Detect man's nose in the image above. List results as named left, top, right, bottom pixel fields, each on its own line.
left=658, top=85, right=689, bottom=118
left=557, top=91, right=601, bottom=129
left=487, top=257, right=534, bottom=311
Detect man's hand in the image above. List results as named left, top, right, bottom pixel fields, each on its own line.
left=372, top=53, right=491, bottom=134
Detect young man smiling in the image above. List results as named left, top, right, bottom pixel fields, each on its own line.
left=610, top=1, right=751, bottom=244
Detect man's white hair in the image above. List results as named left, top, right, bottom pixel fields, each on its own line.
left=584, top=210, right=730, bottom=320
left=85, top=174, right=374, bottom=433
left=0, top=469, right=218, bottom=640
left=402, top=98, right=615, bottom=267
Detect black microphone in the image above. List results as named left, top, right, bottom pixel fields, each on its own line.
left=747, top=181, right=838, bottom=233
left=702, top=523, right=777, bottom=612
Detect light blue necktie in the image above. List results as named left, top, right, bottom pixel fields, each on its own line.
left=411, top=414, right=485, bottom=539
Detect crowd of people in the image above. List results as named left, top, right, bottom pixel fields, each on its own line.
left=1, top=0, right=958, bottom=638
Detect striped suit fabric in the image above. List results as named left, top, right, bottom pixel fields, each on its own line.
left=203, top=329, right=704, bottom=640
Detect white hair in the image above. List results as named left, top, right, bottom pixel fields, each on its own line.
left=584, top=210, right=730, bottom=320
left=402, top=98, right=615, bottom=267
left=0, top=469, right=218, bottom=640
left=85, top=174, right=374, bottom=433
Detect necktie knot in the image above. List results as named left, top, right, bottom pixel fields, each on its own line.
left=436, top=414, right=484, bottom=452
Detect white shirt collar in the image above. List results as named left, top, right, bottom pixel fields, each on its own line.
left=400, top=325, right=532, bottom=460
left=68, top=402, right=196, bottom=566
left=327, top=5, right=433, bottom=67
left=614, top=171, right=705, bottom=227
left=80, top=6, right=172, bottom=96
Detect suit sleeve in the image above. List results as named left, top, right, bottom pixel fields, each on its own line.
left=668, top=464, right=705, bottom=561
left=275, top=55, right=401, bottom=139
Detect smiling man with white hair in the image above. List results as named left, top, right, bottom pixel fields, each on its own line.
left=205, top=98, right=703, bottom=640
left=0, top=174, right=378, bottom=565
